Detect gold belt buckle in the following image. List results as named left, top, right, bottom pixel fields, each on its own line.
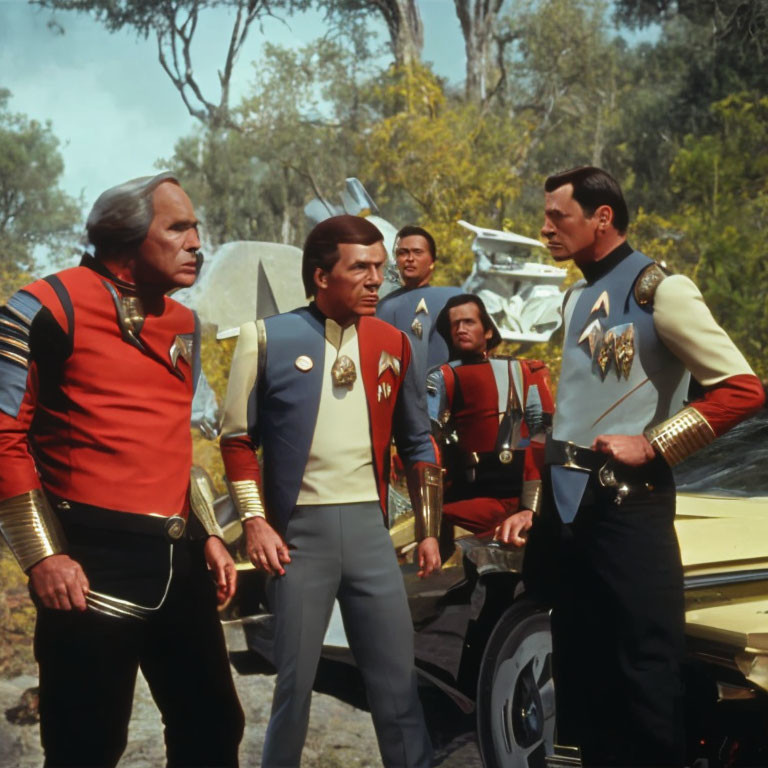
left=164, top=516, right=186, bottom=541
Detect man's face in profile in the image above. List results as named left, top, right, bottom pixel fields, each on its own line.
left=541, top=183, right=601, bottom=266
left=135, top=182, right=201, bottom=292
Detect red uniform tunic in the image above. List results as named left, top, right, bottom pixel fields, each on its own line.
left=428, top=357, right=554, bottom=535
left=0, top=263, right=196, bottom=518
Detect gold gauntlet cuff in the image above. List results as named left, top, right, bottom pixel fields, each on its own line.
left=189, top=467, right=225, bottom=539
left=520, top=480, right=542, bottom=516
left=644, top=406, right=716, bottom=466
left=229, top=479, right=266, bottom=521
left=407, top=462, right=443, bottom=540
left=0, top=489, right=66, bottom=572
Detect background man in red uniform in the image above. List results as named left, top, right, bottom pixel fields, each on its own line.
left=0, top=173, right=243, bottom=767
left=427, top=294, right=554, bottom=543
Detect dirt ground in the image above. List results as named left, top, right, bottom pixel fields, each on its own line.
left=0, top=626, right=483, bottom=768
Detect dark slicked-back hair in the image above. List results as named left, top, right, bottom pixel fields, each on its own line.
left=395, top=225, right=436, bottom=260
left=302, top=215, right=383, bottom=298
left=435, top=293, right=502, bottom=356
left=544, top=166, right=629, bottom=234
left=87, top=171, right=180, bottom=257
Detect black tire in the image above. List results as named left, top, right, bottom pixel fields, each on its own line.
left=476, top=601, right=555, bottom=768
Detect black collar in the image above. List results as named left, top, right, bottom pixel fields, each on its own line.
left=580, top=241, right=633, bottom=284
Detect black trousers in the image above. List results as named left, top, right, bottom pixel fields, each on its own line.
left=34, top=536, right=244, bottom=768
left=524, top=460, right=685, bottom=768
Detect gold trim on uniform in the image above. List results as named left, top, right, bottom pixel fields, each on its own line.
left=0, top=489, right=67, bottom=572
left=230, top=479, right=267, bottom=521
left=121, top=296, right=146, bottom=336
left=634, top=263, right=668, bottom=306
left=520, top=479, right=542, bottom=516
left=189, top=466, right=225, bottom=538
left=408, top=462, right=443, bottom=540
left=644, top=406, right=716, bottom=466
left=0, top=349, right=28, bottom=367
left=0, top=335, right=30, bottom=353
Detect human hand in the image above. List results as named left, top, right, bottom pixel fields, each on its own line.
left=204, top=536, right=237, bottom=605
left=417, top=537, right=441, bottom=579
left=243, top=517, right=291, bottom=576
left=493, top=509, right=533, bottom=547
left=29, top=554, right=89, bottom=611
left=591, top=434, right=655, bottom=467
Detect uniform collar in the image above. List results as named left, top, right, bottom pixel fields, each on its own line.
left=580, top=241, right=633, bottom=284
left=80, top=253, right=138, bottom=296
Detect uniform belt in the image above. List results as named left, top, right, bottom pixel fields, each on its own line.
left=50, top=497, right=187, bottom=543
left=545, top=439, right=605, bottom=472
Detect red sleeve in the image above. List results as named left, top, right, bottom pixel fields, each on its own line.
left=691, top=373, right=765, bottom=436
left=220, top=435, right=262, bottom=486
left=0, top=363, right=43, bottom=500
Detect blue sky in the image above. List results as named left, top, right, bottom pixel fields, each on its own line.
left=0, top=0, right=468, bottom=213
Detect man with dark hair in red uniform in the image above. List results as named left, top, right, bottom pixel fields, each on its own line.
left=0, top=173, right=244, bottom=767
left=428, top=294, right=554, bottom=543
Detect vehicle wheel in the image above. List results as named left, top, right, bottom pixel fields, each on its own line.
left=476, top=601, right=555, bottom=768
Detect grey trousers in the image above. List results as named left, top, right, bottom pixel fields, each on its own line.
left=261, top=502, right=432, bottom=768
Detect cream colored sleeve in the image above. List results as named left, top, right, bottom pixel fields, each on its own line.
left=653, top=274, right=755, bottom=386
left=219, top=320, right=264, bottom=439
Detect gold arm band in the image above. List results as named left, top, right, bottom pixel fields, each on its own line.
left=229, top=479, right=267, bottom=521
left=407, top=462, right=443, bottom=540
left=644, top=406, right=716, bottom=466
left=189, top=466, right=225, bottom=539
left=0, top=489, right=66, bottom=572
left=520, top=479, right=542, bottom=516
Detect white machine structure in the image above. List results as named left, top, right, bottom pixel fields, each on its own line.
left=179, top=180, right=567, bottom=347
left=458, top=220, right=567, bottom=344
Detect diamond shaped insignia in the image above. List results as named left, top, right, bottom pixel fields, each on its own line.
left=415, top=297, right=429, bottom=315
left=596, top=330, right=615, bottom=379
left=590, top=290, right=610, bottom=317
left=411, top=317, right=423, bottom=339
left=378, top=351, right=401, bottom=378
left=613, top=324, right=635, bottom=380
left=170, top=335, right=192, bottom=368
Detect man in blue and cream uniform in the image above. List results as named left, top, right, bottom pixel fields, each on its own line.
left=524, top=166, right=765, bottom=767
left=376, top=225, right=462, bottom=381
left=220, top=215, right=442, bottom=768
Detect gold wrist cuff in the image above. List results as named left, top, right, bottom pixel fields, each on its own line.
left=644, top=406, right=716, bottom=466
left=229, top=479, right=266, bottom=521
left=521, top=480, right=542, bottom=516
left=407, top=462, right=443, bottom=540
left=0, top=489, right=66, bottom=572
left=189, top=466, right=225, bottom=539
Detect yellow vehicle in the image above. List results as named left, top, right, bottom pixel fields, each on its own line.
left=218, top=409, right=768, bottom=768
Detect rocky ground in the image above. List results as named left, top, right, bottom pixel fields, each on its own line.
left=0, top=625, right=483, bottom=768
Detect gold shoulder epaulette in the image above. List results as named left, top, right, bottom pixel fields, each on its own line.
left=634, top=263, right=669, bottom=306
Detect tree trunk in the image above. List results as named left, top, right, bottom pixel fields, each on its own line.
left=375, top=0, right=424, bottom=67
left=454, top=0, right=504, bottom=102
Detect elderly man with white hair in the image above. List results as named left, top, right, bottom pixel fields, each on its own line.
left=0, top=172, right=244, bottom=767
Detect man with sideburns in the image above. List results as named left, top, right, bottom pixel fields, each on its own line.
left=220, top=214, right=442, bottom=768
left=0, top=173, right=244, bottom=767
left=524, top=166, right=765, bottom=766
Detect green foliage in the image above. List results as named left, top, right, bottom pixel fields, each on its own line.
left=0, top=89, right=81, bottom=284
left=360, top=65, right=534, bottom=285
